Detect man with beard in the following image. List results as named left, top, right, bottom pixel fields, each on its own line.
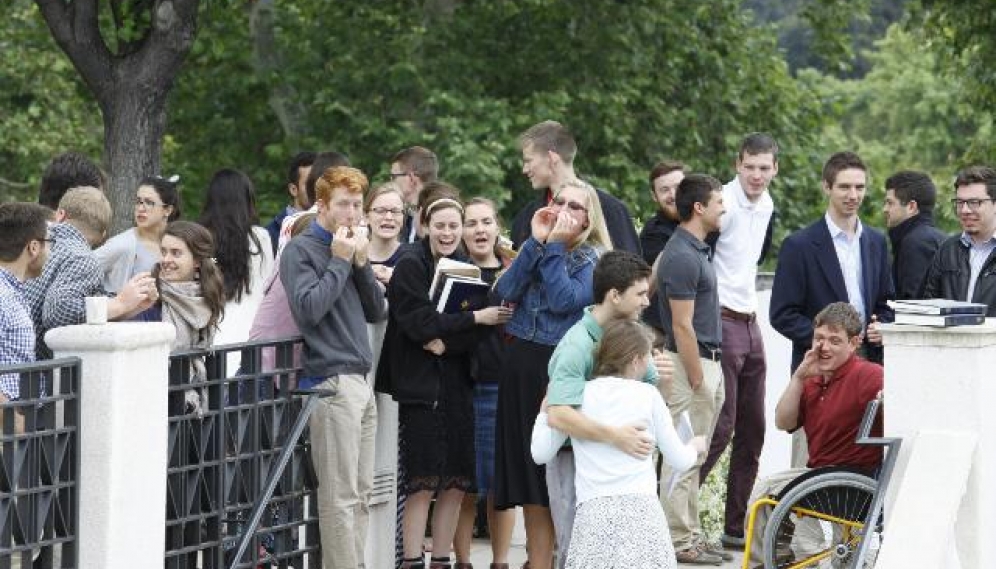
left=640, top=161, right=686, bottom=349
left=0, top=203, right=52, bottom=408
left=921, top=165, right=996, bottom=314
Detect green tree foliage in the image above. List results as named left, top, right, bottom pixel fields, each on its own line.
left=7, top=0, right=835, bottom=245
left=231, top=0, right=832, bottom=242
left=744, top=0, right=905, bottom=77
left=0, top=1, right=102, bottom=202
left=916, top=0, right=996, bottom=164
left=803, top=25, right=992, bottom=232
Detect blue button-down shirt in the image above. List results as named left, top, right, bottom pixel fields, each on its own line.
left=0, top=267, right=35, bottom=399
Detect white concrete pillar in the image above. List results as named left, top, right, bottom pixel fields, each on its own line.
left=45, top=322, right=175, bottom=569
left=877, top=321, right=996, bottom=569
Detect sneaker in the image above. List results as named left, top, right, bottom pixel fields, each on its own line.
left=701, top=541, right=735, bottom=562
left=720, top=532, right=746, bottom=549
left=675, top=546, right=723, bottom=566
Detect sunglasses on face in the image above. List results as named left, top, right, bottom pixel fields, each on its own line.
left=551, top=196, right=588, bottom=213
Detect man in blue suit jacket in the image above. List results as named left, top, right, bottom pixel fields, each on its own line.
left=770, top=152, right=894, bottom=371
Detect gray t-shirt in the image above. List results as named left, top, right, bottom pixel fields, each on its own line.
left=657, top=226, right=721, bottom=348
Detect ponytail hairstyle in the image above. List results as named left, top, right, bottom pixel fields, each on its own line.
left=593, top=320, right=653, bottom=378
left=199, top=168, right=262, bottom=302
left=156, top=221, right=227, bottom=330
left=140, top=175, right=182, bottom=222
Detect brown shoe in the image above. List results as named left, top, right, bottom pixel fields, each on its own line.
left=454, top=564, right=474, bottom=569
left=675, top=546, right=723, bottom=566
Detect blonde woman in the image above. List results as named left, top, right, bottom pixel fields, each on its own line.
left=491, top=181, right=611, bottom=569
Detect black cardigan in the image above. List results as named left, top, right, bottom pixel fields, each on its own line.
left=375, top=238, right=480, bottom=405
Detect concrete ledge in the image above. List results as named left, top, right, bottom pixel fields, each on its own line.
left=46, top=322, right=176, bottom=352
left=879, top=319, right=996, bottom=347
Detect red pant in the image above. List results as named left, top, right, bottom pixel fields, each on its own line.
left=700, top=315, right=766, bottom=537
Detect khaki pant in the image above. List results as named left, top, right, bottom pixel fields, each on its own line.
left=746, top=467, right=831, bottom=566
left=546, top=449, right=577, bottom=569
left=658, top=353, right=724, bottom=551
left=310, top=374, right=377, bottom=569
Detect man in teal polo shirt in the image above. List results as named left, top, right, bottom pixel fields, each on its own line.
left=544, top=250, right=674, bottom=568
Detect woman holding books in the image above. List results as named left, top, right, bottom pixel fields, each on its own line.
left=491, top=180, right=612, bottom=569
left=376, top=184, right=512, bottom=569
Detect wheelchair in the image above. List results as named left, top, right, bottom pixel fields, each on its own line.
left=740, top=399, right=899, bottom=569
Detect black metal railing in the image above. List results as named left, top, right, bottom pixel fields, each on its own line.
left=165, top=338, right=320, bottom=569
left=0, top=357, right=81, bottom=569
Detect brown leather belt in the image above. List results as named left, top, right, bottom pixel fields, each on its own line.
left=664, top=340, right=722, bottom=362
left=721, top=306, right=756, bottom=323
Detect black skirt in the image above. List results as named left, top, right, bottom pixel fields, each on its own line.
left=493, top=336, right=555, bottom=509
left=398, top=372, right=476, bottom=495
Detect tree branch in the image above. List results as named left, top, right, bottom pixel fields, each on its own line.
left=0, top=176, right=32, bottom=190
left=35, top=0, right=115, bottom=97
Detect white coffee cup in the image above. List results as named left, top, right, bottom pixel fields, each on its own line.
left=85, top=296, right=108, bottom=325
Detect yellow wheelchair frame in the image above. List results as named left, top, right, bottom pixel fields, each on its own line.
left=739, top=399, right=898, bottom=569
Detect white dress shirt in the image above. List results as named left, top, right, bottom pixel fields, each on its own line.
left=825, top=213, right=866, bottom=322
left=714, top=177, right=774, bottom=313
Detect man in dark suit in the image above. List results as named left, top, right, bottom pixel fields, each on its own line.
left=770, top=151, right=894, bottom=371
left=510, top=120, right=641, bottom=255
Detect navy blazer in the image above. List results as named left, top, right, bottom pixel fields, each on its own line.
left=769, top=217, right=894, bottom=370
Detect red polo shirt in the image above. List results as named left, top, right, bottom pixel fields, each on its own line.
left=798, top=354, right=883, bottom=471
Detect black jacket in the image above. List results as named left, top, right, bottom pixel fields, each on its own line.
left=887, top=213, right=947, bottom=300
left=638, top=212, right=679, bottom=331
left=511, top=188, right=641, bottom=256
left=639, top=211, right=679, bottom=267
left=375, top=238, right=479, bottom=405
left=921, top=234, right=996, bottom=315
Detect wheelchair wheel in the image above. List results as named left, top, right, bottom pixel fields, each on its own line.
left=762, top=471, right=878, bottom=569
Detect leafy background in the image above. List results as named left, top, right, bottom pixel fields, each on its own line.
left=3, top=0, right=996, bottom=532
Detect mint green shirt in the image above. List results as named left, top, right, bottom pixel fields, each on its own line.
left=546, top=307, right=658, bottom=406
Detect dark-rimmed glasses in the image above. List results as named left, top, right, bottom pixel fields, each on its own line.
left=951, top=198, right=995, bottom=212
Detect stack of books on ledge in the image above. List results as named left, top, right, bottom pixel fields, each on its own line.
left=429, top=258, right=491, bottom=314
left=888, top=299, right=987, bottom=327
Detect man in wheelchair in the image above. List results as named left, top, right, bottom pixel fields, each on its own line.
left=746, top=302, right=883, bottom=568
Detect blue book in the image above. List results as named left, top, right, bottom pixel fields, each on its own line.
left=435, top=276, right=490, bottom=314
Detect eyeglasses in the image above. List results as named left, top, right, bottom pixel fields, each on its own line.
left=135, top=198, right=164, bottom=209
left=389, top=171, right=409, bottom=179
left=551, top=196, right=588, bottom=213
left=370, top=207, right=404, bottom=217
left=951, top=198, right=995, bottom=212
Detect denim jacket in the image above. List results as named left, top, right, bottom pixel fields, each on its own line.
left=494, top=237, right=601, bottom=346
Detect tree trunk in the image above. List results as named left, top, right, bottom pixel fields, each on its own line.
left=100, top=87, right=170, bottom=234
left=250, top=0, right=310, bottom=142
left=35, top=0, right=199, bottom=236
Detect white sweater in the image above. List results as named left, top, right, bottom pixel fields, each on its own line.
left=531, top=377, right=697, bottom=504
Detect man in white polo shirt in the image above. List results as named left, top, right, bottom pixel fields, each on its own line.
left=701, top=133, right=777, bottom=552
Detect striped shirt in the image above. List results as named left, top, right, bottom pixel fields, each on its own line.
left=960, top=232, right=996, bottom=303
left=0, top=267, right=35, bottom=399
